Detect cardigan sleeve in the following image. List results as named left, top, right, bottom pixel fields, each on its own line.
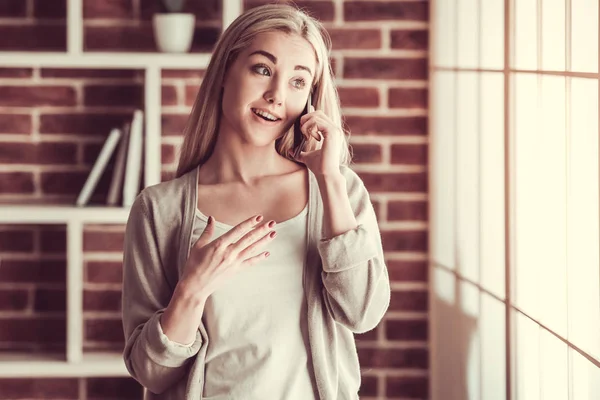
left=317, top=167, right=391, bottom=333
left=121, top=193, right=203, bottom=394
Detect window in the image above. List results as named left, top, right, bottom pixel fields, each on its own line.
left=430, top=0, right=600, bottom=397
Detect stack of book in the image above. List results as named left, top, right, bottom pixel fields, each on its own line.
left=75, top=109, right=144, bottom=208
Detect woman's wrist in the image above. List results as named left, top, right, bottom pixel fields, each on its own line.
left=160, top=281, right=207, bottom=345
left=172, top=278, right=208, bottom=315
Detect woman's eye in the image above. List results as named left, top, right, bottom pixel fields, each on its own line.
left=293, top=78, right=306, bottom=89
left=253, top=65, right=271, bottom=76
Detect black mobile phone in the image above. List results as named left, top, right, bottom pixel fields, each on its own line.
left=292, top=92, right=312, bottom=159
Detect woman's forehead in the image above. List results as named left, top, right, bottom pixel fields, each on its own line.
left=245, top=31, right=317, bottom=69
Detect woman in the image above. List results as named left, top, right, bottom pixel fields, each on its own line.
left=121, top=4, right=390, bottom=399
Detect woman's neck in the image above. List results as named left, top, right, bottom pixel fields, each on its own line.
left=198, top=130, right=293, bottom=186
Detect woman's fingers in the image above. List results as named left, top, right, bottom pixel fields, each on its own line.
left=240, top=250, right=271, bottom=267
left=203, top=215, right=277, bottom=270
left=185, top=215, right=275, bottom=297
left=232, top=219, right=276, bottom=253
left=301, top=118, right=322, bottom=141
left=195, top=216, right=215, bottom=248
left=217, top=214, right=263, bottom=245
left=309, top=123, right=321, bottom=141
left=238, top=230, right=277, bottom=264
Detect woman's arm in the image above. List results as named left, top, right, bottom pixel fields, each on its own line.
left=122, top=194, right=204, bottom=395
left=316, top=171, right=357, bottom=240
left=160, top=281, right=207, bottom=345
left=316, top=166, right=391, bottom=333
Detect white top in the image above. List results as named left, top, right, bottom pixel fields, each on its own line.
left=190, top=203, right=318, bottom=399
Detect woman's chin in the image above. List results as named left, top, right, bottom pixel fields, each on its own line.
left=240, top=130, right=279, bottom=148
left=243, top=125, right=289, bottom=146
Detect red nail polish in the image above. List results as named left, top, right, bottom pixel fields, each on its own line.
left=208, top=216, right=213, bottom=224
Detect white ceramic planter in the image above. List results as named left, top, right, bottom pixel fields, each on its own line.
left=152, top=13, right=196, bottom=53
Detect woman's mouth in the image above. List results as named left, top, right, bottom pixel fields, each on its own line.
left=251, top=108, right=282, bottom=123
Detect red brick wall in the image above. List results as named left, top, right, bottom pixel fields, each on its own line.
left=0, top=0, right=428, bottom=399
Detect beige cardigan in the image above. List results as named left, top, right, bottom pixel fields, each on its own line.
left=121, top=165, right=391, bottom=399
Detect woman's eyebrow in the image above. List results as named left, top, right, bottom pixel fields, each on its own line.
left=248, top=49, right=313, bottom=77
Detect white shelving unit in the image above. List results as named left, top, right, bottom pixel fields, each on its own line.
left=0, top=0, right=242, bottom=377
left=0, top=353, right=129, bottom=378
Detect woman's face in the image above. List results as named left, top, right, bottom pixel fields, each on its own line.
left=220, top=31, right=317, bottom=147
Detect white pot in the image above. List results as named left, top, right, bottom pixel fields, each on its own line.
left=153, top=13, right=196, bottom=53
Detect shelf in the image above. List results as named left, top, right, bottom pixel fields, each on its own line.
left=0, top=352, right=128, bottom=377
left=0, top=52, right=212, bottom=69
left=0, top=205, right=130, bottom=224
left=0, top=0, right=243, bottom=382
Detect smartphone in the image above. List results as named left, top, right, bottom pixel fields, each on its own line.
left=292, top=92, right=312, bottom=159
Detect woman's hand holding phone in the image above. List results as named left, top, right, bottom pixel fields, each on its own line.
left=289, top=95, right=344, bottom=176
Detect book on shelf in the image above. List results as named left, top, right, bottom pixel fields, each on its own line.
left=106, top=122, right=131, bottom=206
left=76, top=127, right=123, bottom=207
left=76, top=108, right=144, bottom=208
left=122, top=109, right=144, bottom=208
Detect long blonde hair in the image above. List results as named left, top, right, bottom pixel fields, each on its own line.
left=175, top=3, right=352, bottom=178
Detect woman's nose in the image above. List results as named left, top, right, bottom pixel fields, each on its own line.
left=264, top=81, right=285, bottom=105
left=265, top=92, right=283, bottom=106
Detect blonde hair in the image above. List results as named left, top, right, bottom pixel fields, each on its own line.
left=175, top=3, right=352, bottom=178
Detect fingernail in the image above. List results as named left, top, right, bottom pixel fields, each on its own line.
left=268, top=220, right=276, bottom=228
left=256, top=215, right=263, bottom=222
left=208, top=216, right=213, bottom=224
left=270, top=231, right=277, bottom=238
left=265, top=251, right=270, bottom=257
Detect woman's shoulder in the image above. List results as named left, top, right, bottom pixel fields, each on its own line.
left=135, top=167, right=197, bottom=220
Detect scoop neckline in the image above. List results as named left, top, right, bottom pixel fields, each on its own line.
left=194, top=164, right=311, bottom=231
left=195, top=203, right=308, bottom=230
